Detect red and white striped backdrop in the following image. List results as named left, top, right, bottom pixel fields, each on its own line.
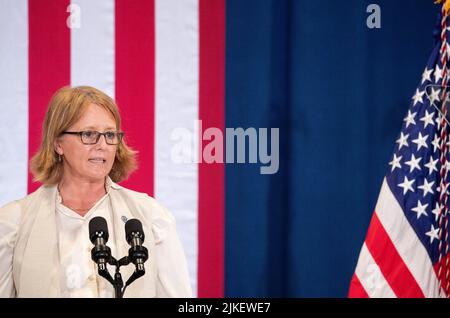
left=0, top=0, right=225, bottom=297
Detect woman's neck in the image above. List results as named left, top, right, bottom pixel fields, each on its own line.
left=58, top=177, right=107, bottom=216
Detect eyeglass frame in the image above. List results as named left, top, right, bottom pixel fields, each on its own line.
left=61, top=130, right=124, bottom=145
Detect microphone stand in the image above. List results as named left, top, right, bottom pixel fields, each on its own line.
left=90, top=218, right=148, bottom=298
left=92, top=250, right=144, bottom=298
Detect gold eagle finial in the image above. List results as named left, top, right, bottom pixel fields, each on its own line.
left=436, top=0, right=450, bottom=14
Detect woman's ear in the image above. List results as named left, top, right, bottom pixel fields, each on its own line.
left=54, top=139, right=63, bottom=155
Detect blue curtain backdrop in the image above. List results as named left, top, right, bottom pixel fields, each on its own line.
left=225, top=0, right=438, bottom=297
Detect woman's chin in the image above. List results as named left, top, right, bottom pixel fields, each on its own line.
left=84, top=170, right=110, bottom=182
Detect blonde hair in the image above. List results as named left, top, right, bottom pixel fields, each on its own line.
left=30, top=86, right=137, bottom=185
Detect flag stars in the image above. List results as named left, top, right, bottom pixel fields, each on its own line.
left=411, top=200, right=428, bottom=219
left=422, top=68, right=433, bottom=84
left=396, top=132, right=409, bottom=150
left=418, top=179, right=434, bottom=197
left=389, top=154, right=402, bottom=172
left=420, top=110, right=435, bottom=128
left=405, top=154, right=422, bottom=173
left=424, top=156, right=438, bottom=175
left=404, top=110, right=417, bottom=128
left=412, top=89, right=425, bottom=106
left=398, top=176, right=415, bottom=195
left=412, top=132, right=428, bottom=151
left=435, top=64, right=444, bottom=83
left=436, top=113, right=443, bottom=130
left=428, top=87, right=441, bottom=105
left=425, top=224, right=440, bottom=244
left=432, top=202, right=442, bottom=222
left=432, top=134, right=440, bottom=152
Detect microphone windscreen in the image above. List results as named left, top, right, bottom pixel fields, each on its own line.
left=89, top=216, right=109, bottom=243
left=125, top=218, right=145, bottom=243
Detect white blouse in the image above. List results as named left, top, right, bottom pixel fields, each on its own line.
left=55, top=191, right=114, bottom=298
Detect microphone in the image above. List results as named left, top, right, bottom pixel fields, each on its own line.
left=89, top=216, right=111, bottom=272
left=125, top=219, right=148, bottom=273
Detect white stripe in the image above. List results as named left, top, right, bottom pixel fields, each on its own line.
left=70, top=0, right=115, bottom=98
left=355, top=243, right=396, bottom=298
left=376, top=178, right=441, bottom=298
left=155, top=0, right=199, bottom=296
left=0, top=0, right=28, bottom=207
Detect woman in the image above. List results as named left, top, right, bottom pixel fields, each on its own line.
left=0, top=86, right=192, bottom=297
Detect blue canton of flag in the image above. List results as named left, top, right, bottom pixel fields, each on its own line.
left=388, top=45, right=448, bottom=267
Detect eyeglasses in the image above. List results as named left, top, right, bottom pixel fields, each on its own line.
left=61, top=130, right=124, bottom=145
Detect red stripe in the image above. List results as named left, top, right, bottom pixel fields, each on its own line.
left=433, top=252, right=450, bottom=295
left=348, top=274, right=369, bottom=298
left=28, top=0, right=71, bottom=193
left=115, top=0, right=155, bottom=196
left=365, top=212, right=424, bottom=297
left=198, top=0, right=225, bottom=297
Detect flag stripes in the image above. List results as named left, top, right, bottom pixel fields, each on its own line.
left=348, top=274, right=369, bottom=298
left=352, top=243, right=395, bottom=298
left=154, top=0, right=200, bottom=296
left=351, top=178, right=442, bottom=297
left=28, top=0, right=71, bottom=193
left=365, top=212, right=424, bottom=297
left=0, top=0, right=28, bottom=206
left=70, top=0, right=115, bottom=99
left=115, top=0, right=155, bottom=196
left=380, top=178, right=441, bottom=297
left=198, top=0, right=225, bottom=297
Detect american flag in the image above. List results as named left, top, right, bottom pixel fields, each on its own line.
left=348, top=8, right=450, bottom=298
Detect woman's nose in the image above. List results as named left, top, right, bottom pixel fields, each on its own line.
left=95, top=133, right=108, bottom=149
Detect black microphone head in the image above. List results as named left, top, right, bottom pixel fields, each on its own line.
left=125, top=218, right=145, bottom=244
left=89, top=216, right=109, bottom=243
